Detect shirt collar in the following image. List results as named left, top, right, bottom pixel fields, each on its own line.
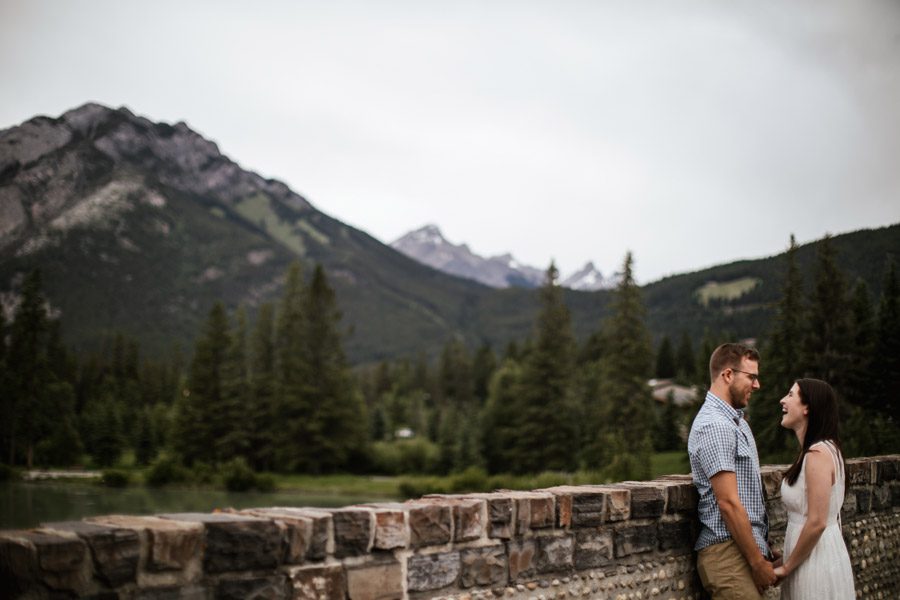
left=706, top=390, right=745, bottom=424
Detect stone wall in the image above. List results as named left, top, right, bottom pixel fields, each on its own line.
left=1, top=455, right=898, bottom=599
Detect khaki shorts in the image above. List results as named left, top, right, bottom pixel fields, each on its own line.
left=697, top=540, right=763, bottom=600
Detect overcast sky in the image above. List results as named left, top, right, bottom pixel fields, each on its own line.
left=2, top=0, right=899, bottom=282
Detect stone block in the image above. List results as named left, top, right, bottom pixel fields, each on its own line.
left=872, top=483, right=891, bottom=511
left=371, top=508, right=408, bottom=550
left=766, top=498, right=787, bottom=531
left=42, top=520, right=139, bottom=587
left=0, top=529, right=91, bottom=595
left=760, top=466, right=786, bottom=500
left=657, top=479, right=699, bottom=514
left=506, top=539, right=536, bottom=582
left=535, top=534, right=574, bottom=574
left=330, top=508, right=373, bottom=557
left=540, top=486, right=607, bottom=528
left=619, top=482, right=666, bottom=519
left=505, top=492, right=554, bottom=533
left=88, top=515, right=203, bottom=579
left=855, top=488, right=872, bottom=513
left=215, top=574, right=289, bottom=599
left=347, top=559, right=403, bottom=600
left=239, top=508, right=315, bottom=564
left=657, top=518, right=693, bottom=552
left=259, top=507, right=330, bottom=560
left=135, top=584, right=209, bottom=599
left=891, top=482, right=900, bottom=507
left=840, top=491, right=858, bottom=522
left=452, top=499, right=486, bottom=541
left=846, top=459, right=874, bottom=486
left=406, top=502, right=452, bottom=547
left=603, top=487, right=631, bottom=521
left=485, top=496, right=514, bottom=539
left=615, top=522, right=657, bottom=557
left=574, top=528, right=613, bottom=569
left=460, top=545, right=507, bottom=588
left=160, top=512, right=280, bottom=574
left=875, top=456, right=900, bottom=482
left=407, top=551, right=460, bottom=592
left=288, top=564, right=346, bottom=600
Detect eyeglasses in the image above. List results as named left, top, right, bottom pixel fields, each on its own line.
left=729, top=368, right=759, bottom=383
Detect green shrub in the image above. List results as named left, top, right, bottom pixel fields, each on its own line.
left=398, top=477, right=448, bottom=498
left=145, top=456, right=190, bottom=487
left=449, top=466, right=489, bottom=493
left=222, top=457, right=256, bottom=492
left=101, top=469, right=130, bottom=487
left=190, top=461, right=216, bottom=485
left=255, top=473, right=277, bottom=493
left=370, top=439, right=441, bottom=475
left=0, top=464, right=18, bottom=482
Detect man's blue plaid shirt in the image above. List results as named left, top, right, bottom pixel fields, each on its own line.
left=688, top=390, right=770, bottom=556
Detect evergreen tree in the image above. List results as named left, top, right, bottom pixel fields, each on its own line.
left=509, top=263, right=579, bottom=473
left=802, top=235, right=853, bottom=387
left=7, top=269, right=53, bottom=467
left=217, top=306, right=251, bottom=461
left=480, top=360, right=524, bottom=473
left=301, top=264, right=367, bottom=472
left=439, top=339, right=474, bottom=408
left=675, top=332, right=696, bottom=382
left=0, top=310, right=9, bottom=463
left=174, top=302, right=230, bottom=465
left=586, top=253, right=654, bottom=480
left=248, top=302, right=277, bottom=470
left=751, top=235, right=804, bottom=460
left=472, top=342, right=497, bottom=405
left=135, top=406, right=158, bottom=466
left=845, top=280, right=876, bottom=412
left=273, top=262, right=312, bottom=471
left=873, top=259, right=900, bottom=422
left=655, top=336, right=676, bottom=379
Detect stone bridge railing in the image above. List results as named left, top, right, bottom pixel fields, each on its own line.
left=1, top=455, right=898, bottom=599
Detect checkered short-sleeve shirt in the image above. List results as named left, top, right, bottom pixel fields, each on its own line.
left=688, top=391, right=770, bottom=556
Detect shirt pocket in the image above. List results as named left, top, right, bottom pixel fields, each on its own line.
left=736, top=430, right=752, bottom=459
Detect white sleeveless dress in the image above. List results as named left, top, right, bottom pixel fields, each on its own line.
left=780, top=440, right=856, bottom=599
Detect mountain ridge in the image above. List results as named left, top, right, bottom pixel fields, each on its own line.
left=1, top=103, right=897, bottom=363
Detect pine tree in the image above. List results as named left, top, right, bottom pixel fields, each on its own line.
left=273, top=262, right=312, bottom=471
left=7, top=269, right=53, bottom=467
left=587, top=253, right=654, bottom=480
left=802, top=235, right=853, bottom=387
left=480, top=359, right=524, bottom=474
left=675, top=332, right=696, bottom=382
left=217, top=306, right=251, bottom=462
left=655, top=336, right=676, bottom=379
left=301, top=264, right=367, bottom=473
left=472, top=342, right=497, bottom=405
left=175, top=302, right=230, bottom=465
left=873, top=259, right=900, bottom=422
left=510, top=263, right=579, bottom=473
left=751, top=235, right=804, bottom=460
left=248, top=302, right=277, bottom=470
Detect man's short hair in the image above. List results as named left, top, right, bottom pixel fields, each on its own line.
left=709, top=342, right=760, bottom=383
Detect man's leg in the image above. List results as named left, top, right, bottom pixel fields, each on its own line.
left=697, top=540, right=764, bottom=600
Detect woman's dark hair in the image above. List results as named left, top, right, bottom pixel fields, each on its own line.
left=784, top=378, right=845, bottom=486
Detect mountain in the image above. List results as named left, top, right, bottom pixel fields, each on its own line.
left=390, top=225, right=544, bottom=288
left=0, top=103, right=499, bottom=363
left=1, top=104, right=898, bottom=364
left=391, top=225, right=617, bottom=291
left=561, top=262, right=619, bottom=291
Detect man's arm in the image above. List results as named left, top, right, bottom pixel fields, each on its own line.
left=709, top=471, right=776, bottom=591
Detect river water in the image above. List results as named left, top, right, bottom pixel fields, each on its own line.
left=0, top=481, right=395, bottom=530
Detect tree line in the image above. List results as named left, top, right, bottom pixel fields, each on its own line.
left=1, top=235, right=896, bottom=478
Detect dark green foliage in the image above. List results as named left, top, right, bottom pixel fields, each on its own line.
left=675, top=332, right=696, bottom=382
left=873, top=260, right=900, bottom=422
left=145, top=455, right=191, bottom=487
left=751, top=236, right=803, bottom=461
left=652, top=394, right=683, bottom=452
left=35, top=383, right=84, bottom=467
left=174, top=302, right=230, bottom=465
left=134, top=407, right=158, bottom=466
left=221, top=457, right=257, bottom=492
left=248, top=302, right=277, bottom=470
left=586, top=253, right=654, bottom=479
left=472, top=343, right=497, bottom=404
left=479, top=360, right=524, bottom=473
left=101, top=469, right=130, bottom=487
left=655, top=336, right=676, bottom=379
left=216, top=307, right=251, bottom=461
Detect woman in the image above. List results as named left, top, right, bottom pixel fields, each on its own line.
left=774, top=378, right=855, bottom=599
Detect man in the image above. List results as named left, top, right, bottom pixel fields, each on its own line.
left=688, top=343, right=776, bottom=599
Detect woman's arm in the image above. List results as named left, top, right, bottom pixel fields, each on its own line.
left=774, top=448, right=834, bottom=577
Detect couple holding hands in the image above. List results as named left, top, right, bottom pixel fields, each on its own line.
left=688, top=343, right=855, bottom=600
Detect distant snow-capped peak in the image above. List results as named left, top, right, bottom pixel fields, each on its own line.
left=391, top=225, right=614, bottom=291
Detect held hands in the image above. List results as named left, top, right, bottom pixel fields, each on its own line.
left=751, top=558, right=777, bottom=594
